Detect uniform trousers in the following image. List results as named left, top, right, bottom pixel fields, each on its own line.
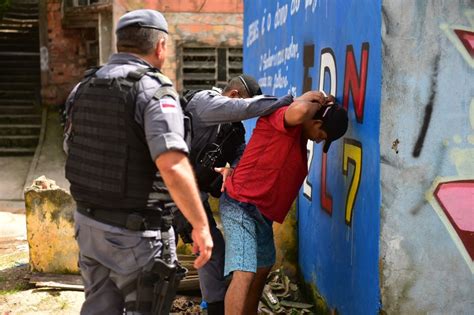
left=74, top=211, right=176, bottom=315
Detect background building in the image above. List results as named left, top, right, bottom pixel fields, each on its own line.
left=40, top=0, right=244, bottom=105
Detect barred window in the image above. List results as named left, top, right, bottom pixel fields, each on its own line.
left=64, top=0, right=102, bottom=7
left=180, top=46, right=243, bottom=91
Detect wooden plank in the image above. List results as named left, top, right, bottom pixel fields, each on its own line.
left=34, top=281, right=84, bottom=291
left=29, top=268, right=201, bottom=292
left=30, top=273, right=83, bottom=285
left=30, top=273, right=84, bottom=290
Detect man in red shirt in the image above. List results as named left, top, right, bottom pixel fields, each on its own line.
left=216, top=91, right=348, bottom=315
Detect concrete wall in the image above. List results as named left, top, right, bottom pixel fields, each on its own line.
left=380, top=1, right=474, bottom=314
left=243, top=1, right=382, bottom=314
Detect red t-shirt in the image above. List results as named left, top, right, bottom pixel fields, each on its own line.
left=225, top=106, right=308, bottom=223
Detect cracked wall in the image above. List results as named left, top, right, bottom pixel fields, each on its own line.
left=380, top=1, right=473, bottom=313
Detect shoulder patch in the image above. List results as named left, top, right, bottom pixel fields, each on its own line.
left=159, top=98, right=179, bottom=113
left=147, top=72, right=173, bottom=86
left=154, top=86, right=179, bottom=102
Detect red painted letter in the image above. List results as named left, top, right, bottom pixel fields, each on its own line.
left=343, top=43, right=369, bottom=123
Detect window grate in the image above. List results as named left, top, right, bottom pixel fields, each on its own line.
left=64, top=0, right=102, bottom=7
left=181, top=46, right=243, bottom=91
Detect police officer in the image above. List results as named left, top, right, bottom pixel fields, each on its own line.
left=175, top=75, right=294, bottom=314
left=64, top=9, right=213, bottom=315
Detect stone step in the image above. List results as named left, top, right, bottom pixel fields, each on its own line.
left=0, top=114, right=41, bottom=124
left=0, top=146, right=36, bottom=156
left=0, top=105, right=36, bottom=114
left=0, top=134, right=38, bottom=147
left=0, top=42, right=39, bottom=52
left=0, top=123, right=41, bottom=136
left=0, top=75, right=40, bottom=84
left=0, top=90, right=36, bottom=99
left=10, top=0, right=39, bottom=4
left=0, top=33, right=39, bottom=42
left=8, top=4, right=38, bottom=13
left=0, top=22, right=38, bottom=30
left=0, top=67, right=40, bottom=76
left=0, top=59, right=40, bottom=67
left=0, top=27, right=38, bottom=35
left=0, top=36, right=39, bottom=48
left=0, top=99, right=37, bottom=106
left=0, top=17, right=38, bottom=25
left=0, top=82, right=38, bottom=90
left=0, top=53, right=39, bottom=61
left=3, top=12, right=38, bottom=19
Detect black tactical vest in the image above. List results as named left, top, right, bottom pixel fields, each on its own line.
left=65, top=68, right=178, bottom=210
left=191, top=121, right=246, bottom=198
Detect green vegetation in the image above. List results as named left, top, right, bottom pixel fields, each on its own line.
left=0, top=0, right=11, bottom=19
left=0, top=282, right=30, bottom=295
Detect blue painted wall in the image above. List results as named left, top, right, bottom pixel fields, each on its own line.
left=243, top=1, right=382, bottom=314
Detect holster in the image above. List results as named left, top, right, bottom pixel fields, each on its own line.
left=135, top=258, right=187, bottom=315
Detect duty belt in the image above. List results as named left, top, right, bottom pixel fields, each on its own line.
left=77, top=205, right=162, bottom=231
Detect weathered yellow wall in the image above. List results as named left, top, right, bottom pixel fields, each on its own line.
left=25, top=185, right=79, bottom=274
left=273, top=202, right=298, bottom=278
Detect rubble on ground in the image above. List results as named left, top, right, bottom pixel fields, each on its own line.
left=259, top=268, right=314, bottom=314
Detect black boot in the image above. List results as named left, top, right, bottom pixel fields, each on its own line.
left=206, top=301, right=225, bottom=315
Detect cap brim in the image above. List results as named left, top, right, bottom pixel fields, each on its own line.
left=323, top=140, right=332, bottom=153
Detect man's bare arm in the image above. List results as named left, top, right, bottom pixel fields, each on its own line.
left=283, top=91, right=327, bottom=127
left=156, top=151, right=213, bottom=269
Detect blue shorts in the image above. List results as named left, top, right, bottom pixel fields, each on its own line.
left=219, top=192, right=275, bottom=277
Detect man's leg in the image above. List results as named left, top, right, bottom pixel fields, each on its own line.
left=197, top=224, right=226, bottom=314
left=197, top=200, right=226, bottom=315
left=75, top=223, right=125, bottom=315
left=219, top=193, right=260, bottom=315
left=225, top=270, right=255, bottom=315
left=246, top=211, right=276, bottom=314
left=245, top=266, right=273, bottom=314
left=75, top=215, right=167, bottom=315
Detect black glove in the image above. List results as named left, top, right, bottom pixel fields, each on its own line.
left=171, top=207, right=193, bottom=244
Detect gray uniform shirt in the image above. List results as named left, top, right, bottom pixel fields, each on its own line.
left=67, top=53, right=186, bottom=238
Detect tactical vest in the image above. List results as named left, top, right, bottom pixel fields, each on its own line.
left=65, top=67, right=179, bottom=210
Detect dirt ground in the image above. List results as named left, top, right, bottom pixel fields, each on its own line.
left=0, top=210, right=205, bottom=315
left=0, top=220, right=84, bottom=315
left=0, top=207, right=312, bottom=315
left=0, top=243, right=203, bottom=315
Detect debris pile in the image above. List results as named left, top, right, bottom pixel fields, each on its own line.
left=259, top=269, right=313, bottom=314
left=171, top=295, right=202, bottom=315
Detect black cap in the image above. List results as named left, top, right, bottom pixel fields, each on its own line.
left=237, top=75, right=262, bottom=97
left=116, top=9, right=168, bottom=34
left=314, top=104, right=349, bottom=153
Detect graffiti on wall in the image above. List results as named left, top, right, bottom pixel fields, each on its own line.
left=427, top=178, right=474, bottom=274
left=301, top=42, right=368, bottom=228
left=243, top=0, right=382, bottom=313
left=425, top=11, right=474, bottom=274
